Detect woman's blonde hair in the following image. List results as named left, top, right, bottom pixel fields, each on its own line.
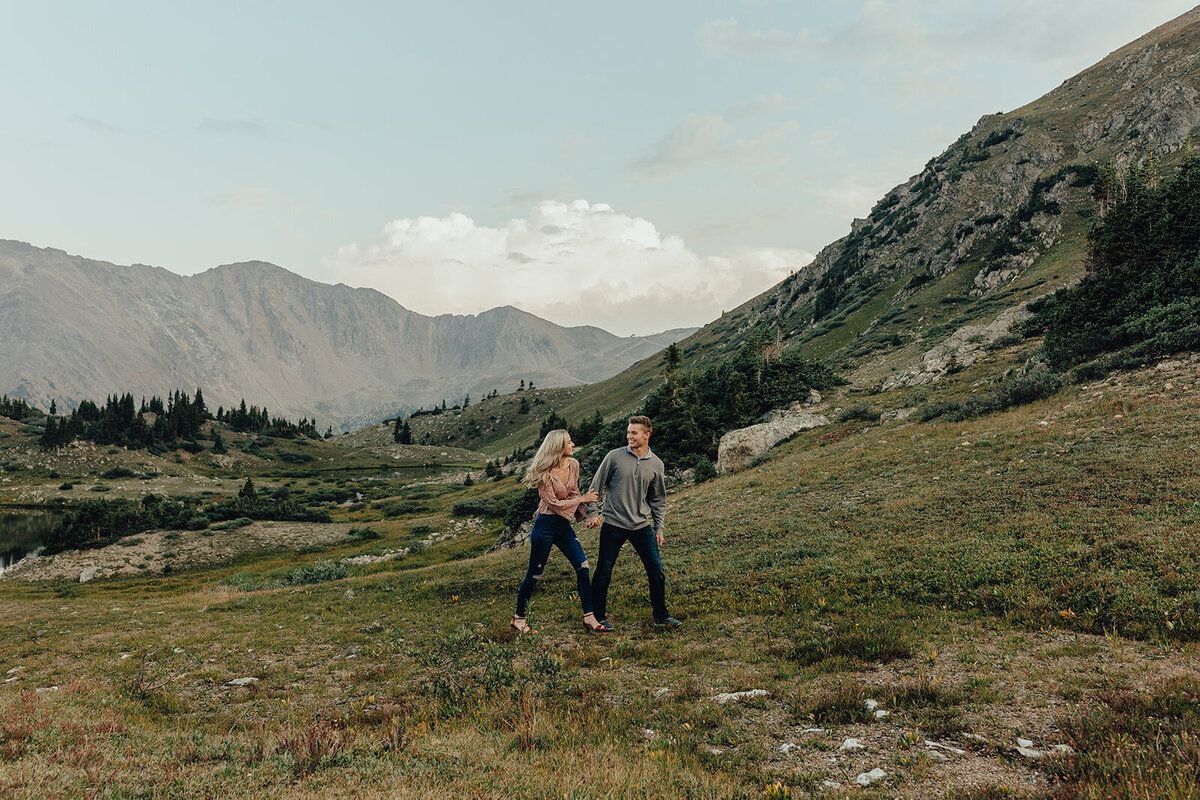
left=524, top=429, right=571, bottom=487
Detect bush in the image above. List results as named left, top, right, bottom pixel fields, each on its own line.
left=693, top=456, right=717, bottom=484
left=348, top=527, right=380, bottom=541
left=837, top=403, right=878, bottom=423
left=503, top=488, right=540, bottom=529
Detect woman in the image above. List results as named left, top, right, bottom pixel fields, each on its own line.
left=512, top=429, right=612, bottom=633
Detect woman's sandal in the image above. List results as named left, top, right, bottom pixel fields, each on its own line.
left=511, top=615, right=533, bottom=634
left=583, top=613, right=613, bottom=633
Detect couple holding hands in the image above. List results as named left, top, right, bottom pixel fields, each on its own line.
left=511, top=415, right=682, bottom=634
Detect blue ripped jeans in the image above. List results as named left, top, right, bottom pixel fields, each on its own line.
left=515, top=513, right=594, bottom=617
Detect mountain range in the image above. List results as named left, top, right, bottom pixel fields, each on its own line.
left=0, top=240, right=692, bottom=429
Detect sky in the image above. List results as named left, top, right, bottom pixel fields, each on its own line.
left=3, top=1, right=1196, bottom=336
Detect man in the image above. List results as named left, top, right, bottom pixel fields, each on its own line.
left=584, top=415, right=681, bottom=630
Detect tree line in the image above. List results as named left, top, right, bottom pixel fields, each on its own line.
left=1027, top=150, right=1200, bottom=378
left=39, top=388, right=321, bottom=451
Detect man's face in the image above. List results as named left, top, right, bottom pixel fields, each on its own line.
left=626, top=424, right=651, bottom=451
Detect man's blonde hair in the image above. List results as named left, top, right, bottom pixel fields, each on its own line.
left=628, top=415, right=652, bottom=432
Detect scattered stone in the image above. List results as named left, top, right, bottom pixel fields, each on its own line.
left=1053, top=744, right=1076, bottom=755
left=35, top=686, right=59, bottom=693
left=962, top=733, right=987, bottom=743
left=79, top=566, right=98, bottom=583
left=801, top=728, right=827, bottom=735
left=779, top=742, right=797, bottom=754
left=652, top=687, right=670, bottom=700
left=3, top=676, right=18, bottom=683
left=6, top=666, right=23, bottom=675
left=855, top=768, right=887, bottom=787
left=342, top=548, right=409, bottom=565
left=839, top=738, right=865, bottom=751
left=173, top=648, right=184, bottom=654
left=822, top=781, right=841, bottom=789
left=874, top=709, right=890, bottom=719
left=1016, top=737, right=1043, bottom=758
left=228, top=677, right=259, bottom=686
left=642, top=728, right=656, bottom=741
left=707, top=747, right=725, bottom=755
left=927, top=750, right=949, bottom=762
left=926, top=740, right=966, bottom=755
left=864, top=698, right=880, bottom=711
left=344, top=589, right=355, bottom=600
left=712, top=689, right=769, bottom=704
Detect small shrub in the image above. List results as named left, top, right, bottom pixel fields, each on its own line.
left=348, top=527, right=380, bottom=541
left=58, top=482, right=74, bottom=491
left=693, top=456, right=717, bottom=484
left=838, top=403, right=879, bottom=423
left=100, top=467, right=137, bottom=479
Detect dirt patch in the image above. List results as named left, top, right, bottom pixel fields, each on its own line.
left=2, top=521, right=353, bottom=582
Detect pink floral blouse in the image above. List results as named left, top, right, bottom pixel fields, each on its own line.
left=537, top=457, right=587, bottom=522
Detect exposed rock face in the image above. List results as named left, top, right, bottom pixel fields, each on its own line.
left=0, top=241, right=694, bottom=428
left=880, top=304, right=1035, bottom=391
left=717, top=412, right=829, bottom=474
left=488, top=520, right=533, bottom=553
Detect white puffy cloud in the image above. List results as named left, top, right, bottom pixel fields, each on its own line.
left=324, top=200, right=812, bottom=336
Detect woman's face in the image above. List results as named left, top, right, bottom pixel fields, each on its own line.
left=563, top=437, right=575, bottom=457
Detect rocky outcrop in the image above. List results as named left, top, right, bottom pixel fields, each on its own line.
left=717, top=412, right=829, bottom=474
left=488, top=520, right=533, bottom=553
left=879, top=304, right=1034, bottom=391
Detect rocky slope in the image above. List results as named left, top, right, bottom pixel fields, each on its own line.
left=683, top=6, right=1200, bottom=391
left=0, top=241, right=693, bottom=428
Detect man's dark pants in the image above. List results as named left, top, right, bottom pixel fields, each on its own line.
left=591, top=522, right=669, bottom=623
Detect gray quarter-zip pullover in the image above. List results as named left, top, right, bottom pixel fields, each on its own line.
left=584, top=446, right=666, bottom=533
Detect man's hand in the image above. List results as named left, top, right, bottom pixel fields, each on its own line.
left=656, top=530, right=664, bottom=546
left=586, top=516, right=602, bottom=528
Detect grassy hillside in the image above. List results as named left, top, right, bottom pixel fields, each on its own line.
left=2, top=349, right=1199, bottom=798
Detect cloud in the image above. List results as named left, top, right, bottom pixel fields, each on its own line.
left=697, top=18, right=821, bottom=59
left=199, top=118, right=268, bottom=136
left=697, top=2, right=1193, bottom=71
left=629, top=114, right=800, bottom=180
left=72, top=115, right=126, bottom=135
left=819, top=175, right=902, bottom=221
left=323, top=200, right=812, bottom=336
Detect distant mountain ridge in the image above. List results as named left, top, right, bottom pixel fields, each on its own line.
left=0, top=240, right=694, bottom=428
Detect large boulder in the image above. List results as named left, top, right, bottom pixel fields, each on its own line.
left=717, top=412, right=829, bottom=474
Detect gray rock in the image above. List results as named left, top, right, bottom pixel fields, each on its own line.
left=79, top=566, right=98, bottom=583
left=488, top=520, right=533, bottom=553
left=717, top=413, right=829, bottom=474
left=712, top=689, right=769, bottom=704
left=855, top=768, right=886, bottom=786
